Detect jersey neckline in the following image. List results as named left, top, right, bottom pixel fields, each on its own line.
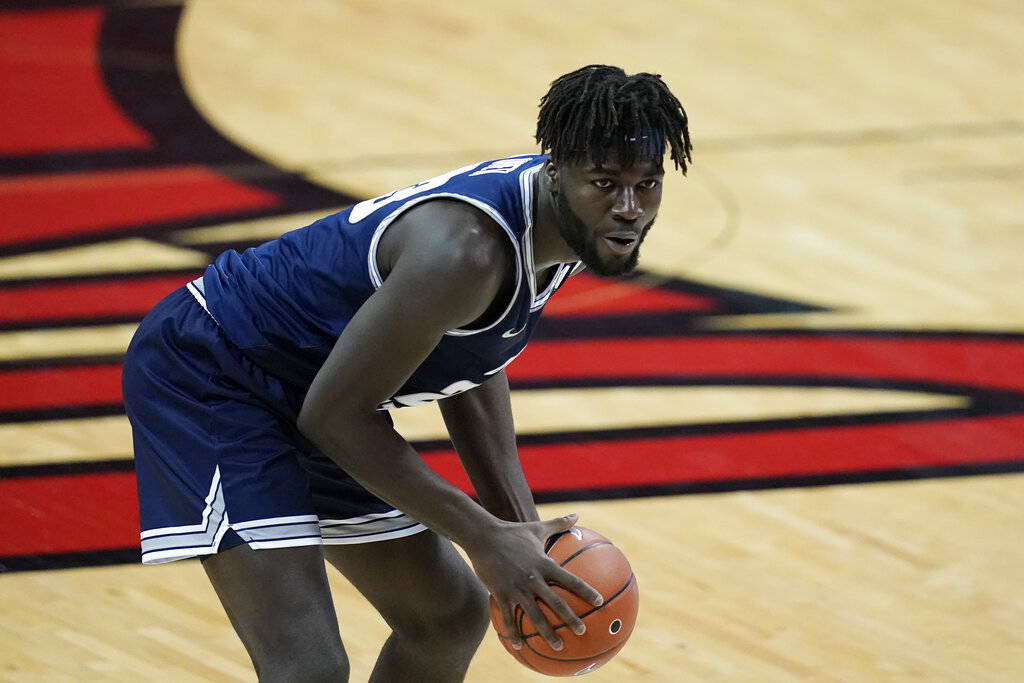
left=519, top=162, right=578, bottom=311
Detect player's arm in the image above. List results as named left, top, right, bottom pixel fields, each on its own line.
left=438, top=369, right=539, bottom=523
left=297, top=201, right=600, bottom=650
left=298, top=201, right=501, bottom=549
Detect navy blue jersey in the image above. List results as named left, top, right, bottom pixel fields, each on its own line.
left=200, top=154, right=579, bottom=410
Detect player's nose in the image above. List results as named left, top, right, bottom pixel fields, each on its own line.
left=611, top=187, right=643, bottom=221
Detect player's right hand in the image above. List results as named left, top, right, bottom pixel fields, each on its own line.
left=465, top=513, right=604, bottom=651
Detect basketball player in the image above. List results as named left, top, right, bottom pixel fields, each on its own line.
left=122, top=65, right=691, bottom=681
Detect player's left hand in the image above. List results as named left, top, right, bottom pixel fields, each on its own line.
left=464, top=512, right=604, bottom=651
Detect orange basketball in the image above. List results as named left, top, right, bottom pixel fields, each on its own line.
left=489, top=526, right=639, bottom=676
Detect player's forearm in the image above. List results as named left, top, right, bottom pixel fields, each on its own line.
left=462, top=460, right=538, bottom=524
left=298, top=408, right=497, bottom=549
left=439, top=371, right=540, bottom=523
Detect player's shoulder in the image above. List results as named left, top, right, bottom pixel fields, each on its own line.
left=382, top=199, right=513, bottom=279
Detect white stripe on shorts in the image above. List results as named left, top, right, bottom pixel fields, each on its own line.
left=140, top=466, right=222, bottom=540
left=319, top=510, right=427, bottom=545
left=140, top=469, right=427, bottom=563
left=186, top=277, right=220, bottom=325
left=141, top=466, right=230, bottom=564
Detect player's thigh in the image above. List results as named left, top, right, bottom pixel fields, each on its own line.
left=203, top=543, right=347, bottom=665
left=323, top=531, right=489, bottom=640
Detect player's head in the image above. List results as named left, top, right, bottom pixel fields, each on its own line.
left=536, top=65, right=692, bottom=277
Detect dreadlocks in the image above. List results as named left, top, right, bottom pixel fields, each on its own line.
left=536, top=65, right=692, bottom=173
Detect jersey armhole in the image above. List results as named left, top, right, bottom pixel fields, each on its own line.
left=365, top=193, right=524, bottom=336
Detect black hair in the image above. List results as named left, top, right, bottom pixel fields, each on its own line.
left=536, top=64, right=692, bottom=173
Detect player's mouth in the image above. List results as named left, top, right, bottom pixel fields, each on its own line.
left=601, top=231, right=638, bottom=255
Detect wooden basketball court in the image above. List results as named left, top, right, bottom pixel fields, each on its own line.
left=2, top=1, right=1023, bottom=680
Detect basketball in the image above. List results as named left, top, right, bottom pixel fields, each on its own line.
left=489, top=526, right=639, bottom=676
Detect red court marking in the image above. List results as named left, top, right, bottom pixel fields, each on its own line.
left=3, top=415, right=1021, bottom=558
left=0, top=165, right=280, bottom=246
left=544, top=274, right=716, bottom=317
left=510, top=336, right=1024, bottom=391
left=422, top=414, right=1024, bottom=494
left=0, top=364, right=123, bottom=412
left=0, top=472, right=139, bottom=555
left=4, top=335, right=1022, bottom=413
left=0, top=7, right=153, bottom=154
left=0, top=273, right=198, bottom=324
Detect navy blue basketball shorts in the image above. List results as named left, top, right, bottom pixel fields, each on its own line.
left=122, top=284, right=426, bottom=565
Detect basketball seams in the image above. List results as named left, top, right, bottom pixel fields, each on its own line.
left=511, top=633, right=543, bottom=673
left=544, top=528, right=571, bottom=554
left=507, top=609, right=545, bottom=672
left=523, top=638, right=629, bottom=664
left=556, top=540, right=611, bottom=568
left=491, top=526, right=638, bottom=674
left=514, top=649, right=543, bottom=672
left=518, top=571, right=636, bottom=640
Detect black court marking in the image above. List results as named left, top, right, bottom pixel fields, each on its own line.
left=4, top=456, right=1024, bottom=494
left=0, top=1, right=354, bottom=259
left=531, top=459, right=1024, bottom=504
left=2, top=2, right=1023, bottom=576
left=0, top=458, right=134, bottom=479
left=4, top=371, right=1020, bottom=427
left=0, top=548, right=141, bottom=573
left=0, top=354, right=125, bottom=372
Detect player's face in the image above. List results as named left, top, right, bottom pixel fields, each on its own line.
left=548, top=156, right=664, bottom=277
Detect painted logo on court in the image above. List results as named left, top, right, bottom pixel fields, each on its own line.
left=0, top=2, right=1022, bottom=572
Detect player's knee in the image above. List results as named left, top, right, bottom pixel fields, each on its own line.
left=452, top=577, right=491, bottom=644
left=442, top=576, right=490, bottom=647
left=397, top=575, right=489, bottom=648
left=250, top=621, right=350, bottom=682
left=257, top=648, right=349, bottom=683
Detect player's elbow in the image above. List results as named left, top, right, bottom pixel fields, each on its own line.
left=296, top=400, right=329, bottom=446
left=296, top=385, right=345, bottom=447
left=297, top=391, right=377, bottom=453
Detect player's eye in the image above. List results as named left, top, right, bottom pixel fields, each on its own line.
left=639, top=179, right=661, bottom=190
left=592, top=179, right=614, bottom=189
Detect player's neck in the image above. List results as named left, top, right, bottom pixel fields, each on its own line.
left=531, top=169, right=577, bottom=273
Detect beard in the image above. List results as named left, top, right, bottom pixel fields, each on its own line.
left=552, top=188, right=651, bottom=277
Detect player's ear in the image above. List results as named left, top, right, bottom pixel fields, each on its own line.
left=544, top=160, right=560, bottom=192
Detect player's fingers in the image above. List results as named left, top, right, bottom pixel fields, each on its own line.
left=521, top=597, right=564, bottom=651
left=541, top=513, right=578, bottom=537
left=552, top=566, right=604, bottom=607
left=498, top=601, right=523, bottom=650
left=537, top=585, right=586, bottom=636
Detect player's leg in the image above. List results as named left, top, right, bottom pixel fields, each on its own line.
left=124, top=287, right=349, bottom=680
left=324, top=530, right=490, bottom=683
left=202, top=542, right=349, bottom=682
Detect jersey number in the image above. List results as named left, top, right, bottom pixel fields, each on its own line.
left=379, top=379, right=481, bottom=409
left=348, top=163, right=479, bottom=223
